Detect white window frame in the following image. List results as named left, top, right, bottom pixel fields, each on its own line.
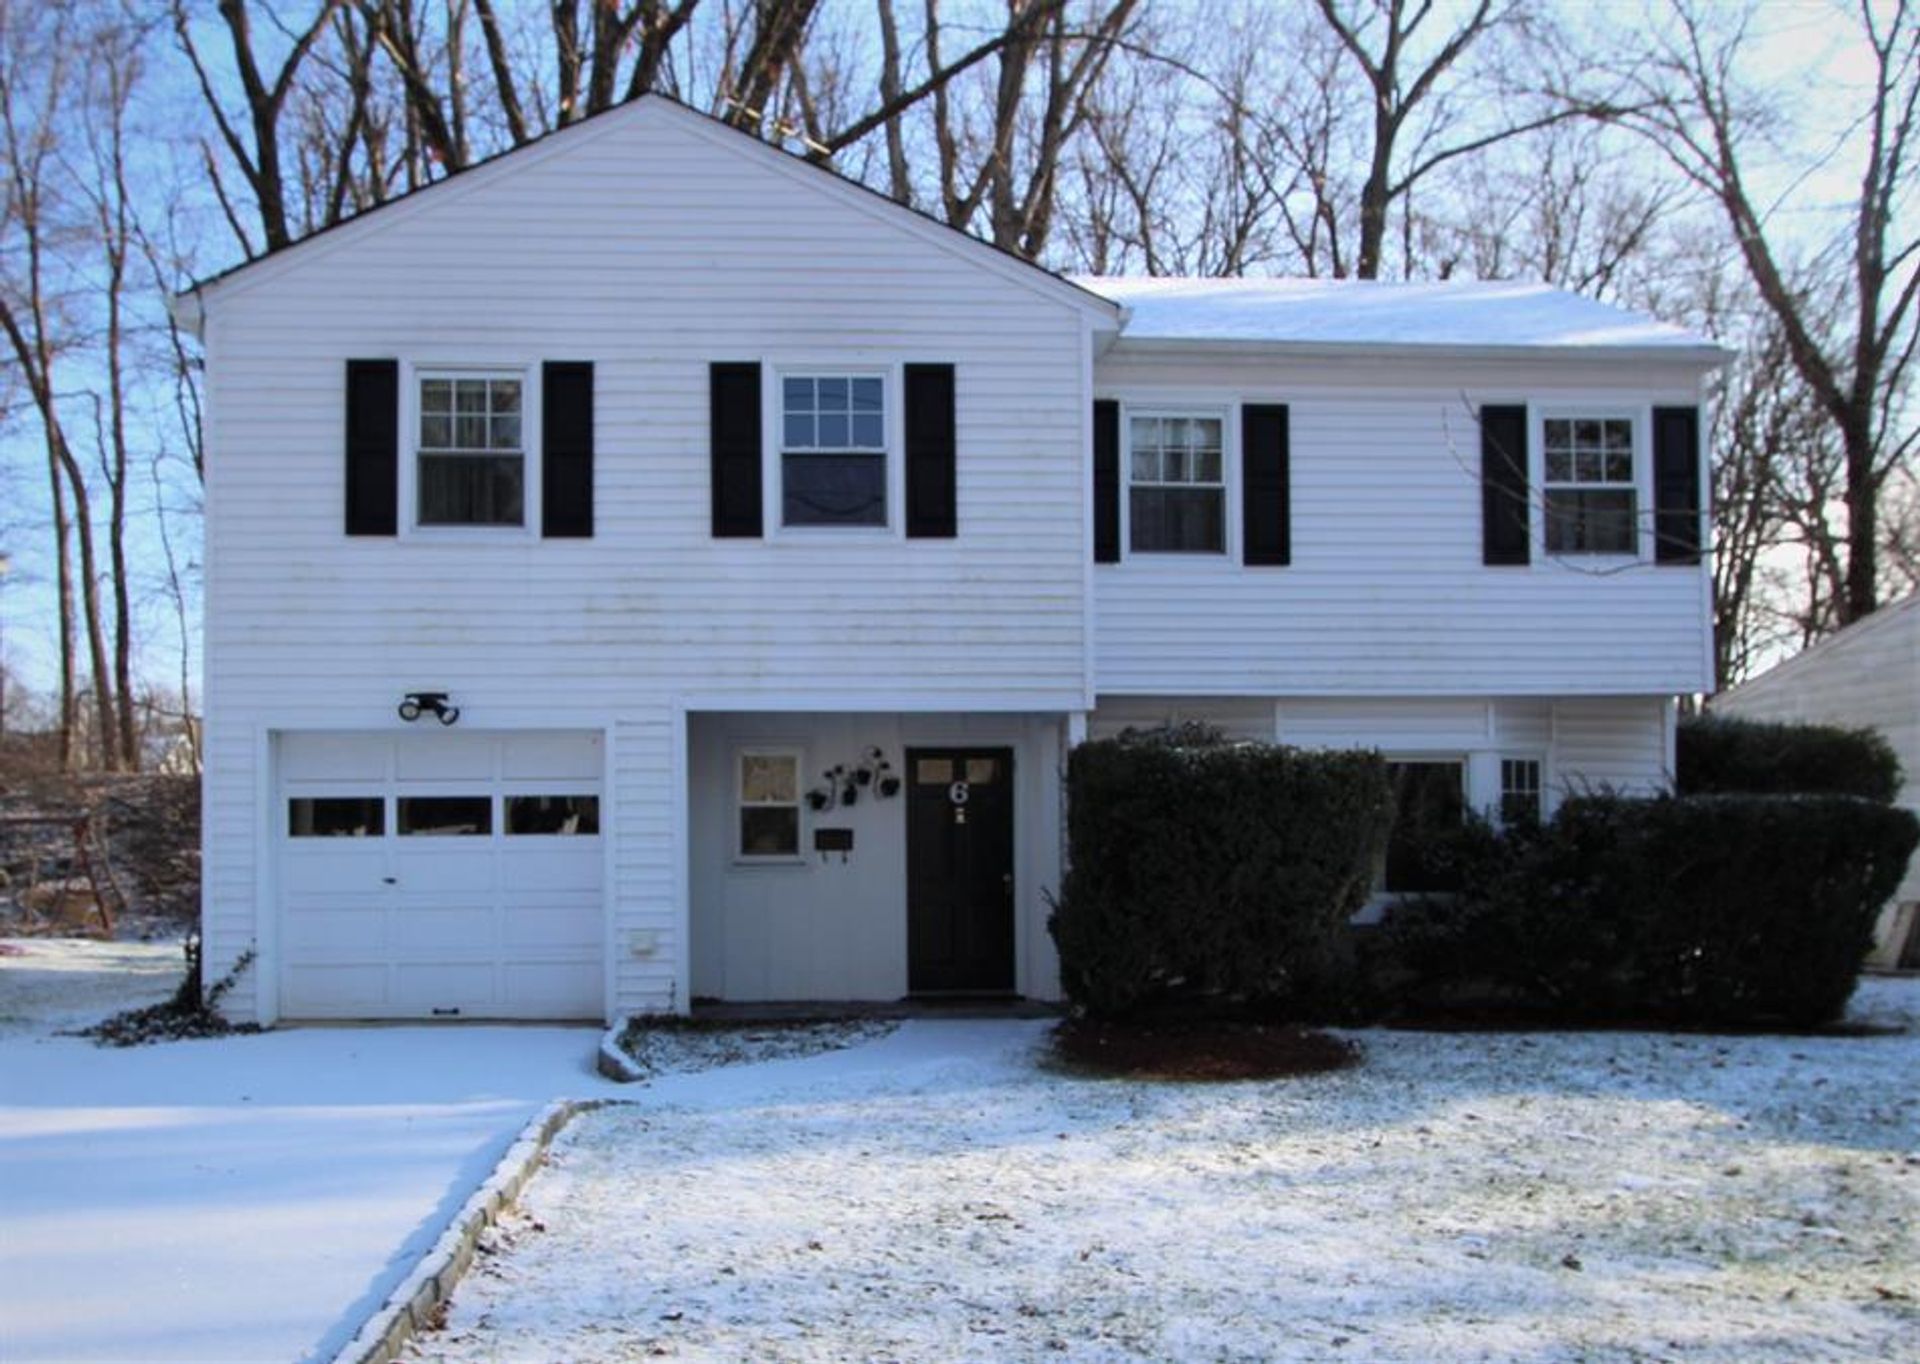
left=734, top=746, right=807, bottom=864
left=1497, top=755, right=1546, bottom=827
left=1121, top=405, right=1232, bottom=557
left=767, top=365, right=901, bottom=538
left=399, top=362, right=540, bottom=540
left=1537, top=409, right=1643, bottom=560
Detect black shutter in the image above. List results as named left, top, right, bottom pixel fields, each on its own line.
left=1242, top=403, right=1291, bottom=566
left=1480, top=404, right=1530, bottom=566
left=904, top=363, right=957, bottom=538
left=542, top=361, right=594, bottom=538
left=1653, top=405, right=1703, bottom=565
left=345, top=359, right=398, bottom=536
left=1093, top=399, right=1120, bottom=563
left=710, top=362, right=762, bottom=538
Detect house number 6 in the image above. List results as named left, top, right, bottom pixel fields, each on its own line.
left=948, top=781, right=971, bottom=806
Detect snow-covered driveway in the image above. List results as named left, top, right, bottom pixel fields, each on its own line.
left=427, top=984, right=1920, bottom=1364
left=0, top=938, right=622, bottom=1364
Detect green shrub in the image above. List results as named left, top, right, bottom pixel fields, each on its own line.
left=1048, top=729, right=1393, bottom=1018
left=1389, top=794, right=1919, bottom=1026
left=1679, top=714, right=1902, bottom=803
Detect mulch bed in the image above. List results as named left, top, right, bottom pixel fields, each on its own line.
left=1052, top=1017, right=1362, bottom=1081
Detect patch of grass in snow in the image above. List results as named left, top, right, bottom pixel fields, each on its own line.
left=1050, top=1016, right=1361, bottom=1081
left=615, top=1015, right=895, bottom=1079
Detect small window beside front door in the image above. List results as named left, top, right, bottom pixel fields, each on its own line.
left=738, top=750, right=802, bottom=860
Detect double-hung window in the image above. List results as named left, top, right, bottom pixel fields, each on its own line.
left=738, top=750, right=803, bottom=860
left=1128, top=413, right=1225, bottom=553
left=418, top=374, right=524, bottom=526
left=782, top=375, right=887, bottom=527
left=1543, top=416, right=1636, bottom=554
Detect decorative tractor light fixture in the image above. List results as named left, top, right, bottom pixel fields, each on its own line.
left=398, top=691, right=460, bottom=726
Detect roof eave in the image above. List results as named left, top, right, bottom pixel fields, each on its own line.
left=166, top=288, right=205, bottom=341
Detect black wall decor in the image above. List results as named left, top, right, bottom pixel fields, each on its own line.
left=809, top=749, right=902, bottom=811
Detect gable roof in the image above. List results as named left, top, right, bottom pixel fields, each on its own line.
left=174, top=93, right=1119, bottom=327
left=1076, top=275, right=1727, bottom=364
left=1715, top=592, right=1920, bottom=704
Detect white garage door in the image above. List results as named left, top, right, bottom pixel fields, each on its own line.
left=277, top=730, right=605, bottom=1020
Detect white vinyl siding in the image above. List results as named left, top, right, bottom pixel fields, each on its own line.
left=197, top=101, right=1095, bottom=1022
left=1715, top=596, right=1920, bottom=913
left=1087, top=694, right=1672, bottom=816
left=1092, top=352, right=1712, bottom=697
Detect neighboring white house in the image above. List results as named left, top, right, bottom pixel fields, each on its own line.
left=176, top=95, right=1724, bottom=1024
left=1713, top=593, right=1920, bottom=968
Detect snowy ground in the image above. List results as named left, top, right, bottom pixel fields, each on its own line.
left=423, top=981, right=1920, bottom=1364
left=616, top=1018, right=898, bottom=1078
left=1, top=938, right=791, bottom=1364
left=0, top=935, right=182, bottom=1037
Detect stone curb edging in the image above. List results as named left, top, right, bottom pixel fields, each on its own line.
left=329, top=1097, right=619, bottom=1364
left=597, top=1015, right=647, bottom=1082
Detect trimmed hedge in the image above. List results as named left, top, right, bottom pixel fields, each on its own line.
left=1679, top=714, right=1902, bottom=803
left=1048, top=729, right=1393, bottom=1018
left=1388, top=793, right=1919, bottom=1027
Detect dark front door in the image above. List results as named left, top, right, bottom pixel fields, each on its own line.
left=907, top=748, right=1016, bottom=994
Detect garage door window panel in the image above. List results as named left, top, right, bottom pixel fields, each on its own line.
left=398, top=795, right=493, bottom=836
left=289, top=797, right=385, bottom=837
left=506, top=794, right=600, bottom=836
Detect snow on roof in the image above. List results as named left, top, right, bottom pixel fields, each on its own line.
left=1075, top=275, right=1720, bottom=357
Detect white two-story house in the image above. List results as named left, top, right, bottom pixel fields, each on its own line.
left=178, top=96, right=1722, bottom=1025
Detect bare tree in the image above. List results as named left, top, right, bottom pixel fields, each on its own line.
left=1710, top=311, right=1841, bottom=684
left=174, top=0, right=344, bottom=256
left=0, top=0, right=117, bottom=769
left=73, top=11, right=147, bottom=768
left=1620, top=0, right=1920, bottom=626
left=1299, top=0, right=1623, bottom=280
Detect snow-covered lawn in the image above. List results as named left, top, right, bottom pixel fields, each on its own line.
left=425, top=982, right=1920, bottom=1364
left=0, top=935, right=182, bottom=1037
